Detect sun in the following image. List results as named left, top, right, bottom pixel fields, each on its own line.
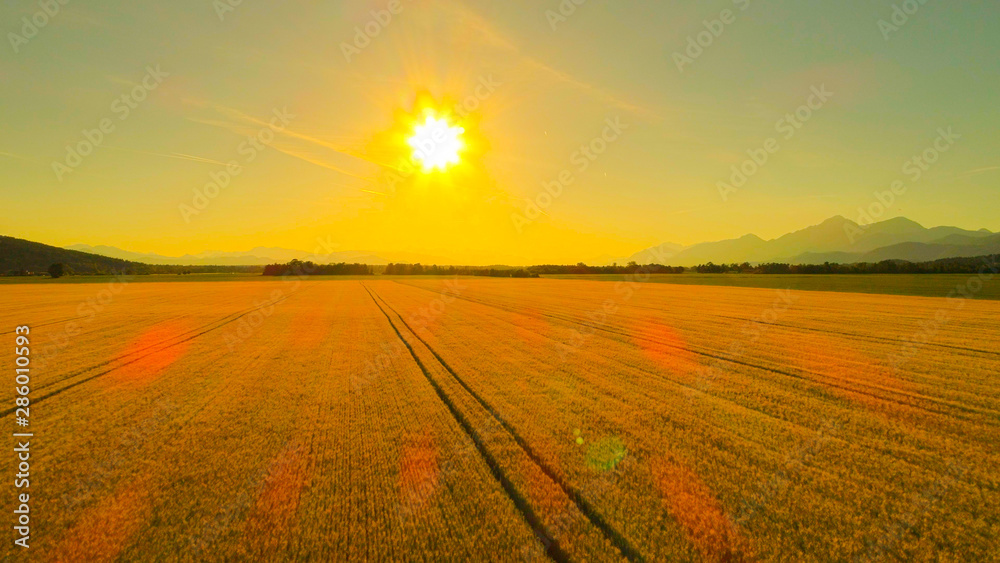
left=407, top=113, right=465, bottom=172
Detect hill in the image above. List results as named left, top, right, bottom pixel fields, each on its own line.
left=65, top=244, right=391, bottom=266
left=1, top=236, right=144, bottom=275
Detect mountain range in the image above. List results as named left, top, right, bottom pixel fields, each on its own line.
left=64, top=244, right=394, bottom=266
left=626, top=216, right=997, bottom=266
left=6, top=216, right=995, bottom=268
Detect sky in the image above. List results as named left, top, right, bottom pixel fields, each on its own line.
left=1, top=0, right=998, bottom=265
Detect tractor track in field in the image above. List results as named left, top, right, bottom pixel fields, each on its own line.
left=1, top=314, right=99, bottom=336
left=33, top=312, right=203, bottom=389
left=51, top=286, right=308, bottom=382
left=605, top=298, right=1000, bottom=359
left=364, top=283, right=642, bottom=563
left=398, top=279, right=1000, bottom=359
left=389, top=282, right=1000, bottom=488
left=384, top=285, right=850, bottom=448
left=1, top=307, right=192, bottom=339
left=0, top=285, right=224, bottom=337
left=394, top=282, right=999, bottom=421
left=362, top=283, right=572, bottom=563
left=537, top=308, right=996, bottom=419
left=709, top=314, right=1000, bottom=358
left=548, top=290, right=1000, bottom=359
left=0, top=287, right=308, bottom=419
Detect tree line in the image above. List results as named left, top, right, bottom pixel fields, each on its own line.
left=381, top=264, right=539, bottom=277
left=32, top=254, right=1000, bottom=279
left=17, top=263, right=264, bottom=278
left=694, top=255, right=1000, bottom=274
left=527, top=263, right=686, bottom=275
left=262, top=260, right=373, bottom=276
left=261, top=255, right=1000, bottom=278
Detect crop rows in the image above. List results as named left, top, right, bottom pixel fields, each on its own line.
left=1, top=278, right=997, bottom=561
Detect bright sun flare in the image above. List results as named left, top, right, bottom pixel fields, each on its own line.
left=408, top=114, right=465, bottom=172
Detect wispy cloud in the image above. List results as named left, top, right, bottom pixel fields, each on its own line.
left=183, top=99, right=390, bottom=178
left=957, top=166, right=1000, bottom=178
left=269, top=146, right=372, bottom=182
left=0, top=151, right=40, bottom=164
left=104, top=146, right=231, bottom=166
left=442, top=1, right=661, bottom=120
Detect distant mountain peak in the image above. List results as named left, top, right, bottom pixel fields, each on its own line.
left=820, top=215, right=852, bottom=225
left=879, top=216, right=925, bottom=228
left=634, top=215, right=989, bottom=266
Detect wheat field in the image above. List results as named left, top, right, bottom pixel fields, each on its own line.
left=1, top=278, right=998, bottom=561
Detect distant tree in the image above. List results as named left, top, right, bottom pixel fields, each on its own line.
left=48, top=263, right=65, bottom=278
